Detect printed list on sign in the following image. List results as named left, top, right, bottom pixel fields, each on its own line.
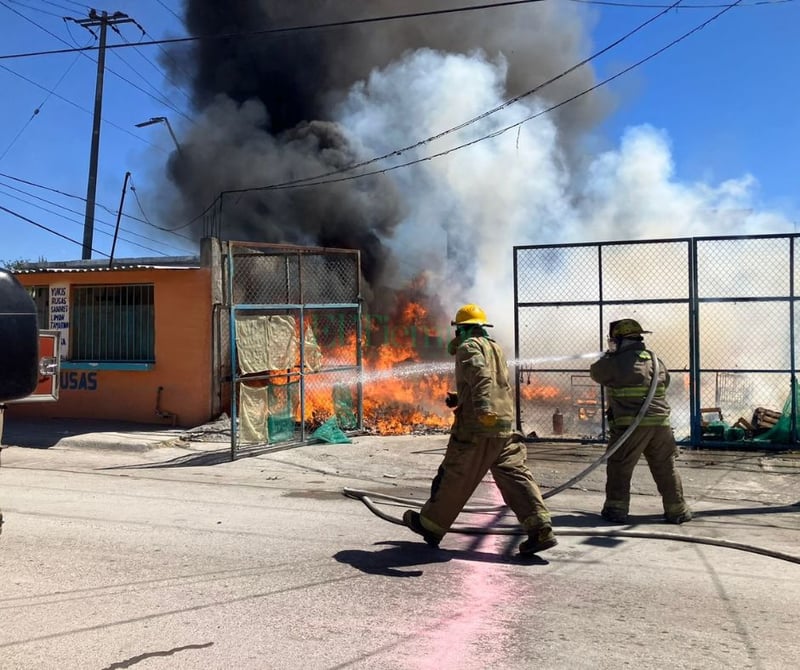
left=49, top=283, right=70, bottom=356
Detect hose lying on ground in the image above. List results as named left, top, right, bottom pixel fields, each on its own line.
left=343, top=353, right=800, bottom=565
left=342, top=487, right=800, bottom=565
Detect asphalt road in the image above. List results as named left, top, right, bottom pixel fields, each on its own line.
left=1, top=433, right=798, bottom=670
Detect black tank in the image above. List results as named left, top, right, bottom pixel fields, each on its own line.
left=0, top=269, right=38, bottom=402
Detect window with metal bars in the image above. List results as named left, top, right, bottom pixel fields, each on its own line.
left=71, top=284, right=155, bottom=362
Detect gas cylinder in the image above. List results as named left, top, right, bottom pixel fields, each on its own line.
left=552, top=408, right=564, bottom=435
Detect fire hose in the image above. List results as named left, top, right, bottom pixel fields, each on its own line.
left=343, top=352, right=800, bottom=565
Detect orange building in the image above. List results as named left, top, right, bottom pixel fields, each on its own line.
left=9, top=253, right=216, bottom=428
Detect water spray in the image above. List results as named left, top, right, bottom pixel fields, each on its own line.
left=334, top=351, right=604, bottom=388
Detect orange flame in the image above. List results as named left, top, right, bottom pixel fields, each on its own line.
left=262, top=296, right=587, bottom=436
left=299, top=290, right=453, bottom=435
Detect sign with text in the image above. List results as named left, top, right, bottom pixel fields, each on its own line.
left=49, top=283, right=69, bottom=358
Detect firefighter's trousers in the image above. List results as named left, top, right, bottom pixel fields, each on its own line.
left=604, top=424, right=688, bottom=517
left=420, top=434, right=551, bottom=537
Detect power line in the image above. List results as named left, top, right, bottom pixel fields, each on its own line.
left=104, top=30, right=193, bottom=122
left=0, top=1, right=585, bottom=61
left=0, top=61, right=166, bottom=151
left=39, top=0, right=79, bottom=12
left=127, top=174, right=200, bottom=241
left=0, top=170, right=200, bottom=239
left=568, top=0, right=791, bottom=6
left=231, top=0, right=685, bottom=194
left=224, top=0, right=747, bottom=196
left=121, top=22, right=193, bottom=105
left=0, top=189, right=182, bottom=256
left=0, top=3, right=168, bottom=152
left=154, top=0, right=182, bottom=23
left=6, top=0, right=62, bottom=19
left=54, top=0, right=88, bottom=10
left=128, top=175, right=158, bottom=231
left=0, top=0, right=785, bottom=63
left=0, top=49, right=83, bottom=162
left=63, top=14, right=194, bottom=124
left=0, top=203, right=106, bottom=255
left=0, top=180, right=195, bottom=255
left=1, top=2, right=192, bottom=125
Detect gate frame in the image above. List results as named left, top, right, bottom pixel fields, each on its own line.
left=223, top=240, right=363, bottom=460
left=513, top=233, right=799, bottom=450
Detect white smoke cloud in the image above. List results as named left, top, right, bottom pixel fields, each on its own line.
left=334, top=48, right=793, bottom=346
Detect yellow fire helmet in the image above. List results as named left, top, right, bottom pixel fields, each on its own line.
left=452, top=303, right=493, bottom=327
left=609, top=318, right=651, bottom=339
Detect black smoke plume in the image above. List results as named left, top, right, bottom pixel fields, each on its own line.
left=164, top=0, right=603, bottom=307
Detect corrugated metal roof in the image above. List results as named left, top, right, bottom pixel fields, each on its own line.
left=12, top=255, right=202, bottom=274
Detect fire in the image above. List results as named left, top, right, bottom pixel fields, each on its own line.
left=520, top=383, right=562, bottom=401
left=301, top=287, right=454, bottom=435
left=361, top=287, right=453, bottom=434
left=269, top=298, right=582, bottom=437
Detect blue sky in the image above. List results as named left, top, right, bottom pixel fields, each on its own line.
left=0, top=0, right=797, bottom=265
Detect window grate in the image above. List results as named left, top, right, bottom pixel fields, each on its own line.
left=71, top=284, right=154, bottom=362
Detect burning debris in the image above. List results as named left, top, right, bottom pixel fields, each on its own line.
left=303, top=282, right=455, bottom=435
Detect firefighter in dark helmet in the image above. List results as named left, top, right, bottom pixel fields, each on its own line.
left=403, top=304, right=557, bottom=556
left=590, top=319, right=692, bottom=524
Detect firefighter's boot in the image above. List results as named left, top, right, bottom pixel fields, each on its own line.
left=518, top=525, right=557, bottom=556
left=403, top=510, right=442, bottom=548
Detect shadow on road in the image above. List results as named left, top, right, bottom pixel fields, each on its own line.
left=334, top=540, right=548, bottom=577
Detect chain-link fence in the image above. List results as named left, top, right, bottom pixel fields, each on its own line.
left=514, top=234, right=800, bottom=450
left=220, top=241, right=362, bottom=458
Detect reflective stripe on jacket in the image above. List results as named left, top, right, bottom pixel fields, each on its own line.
left=589, top=343, right=671, bottom=429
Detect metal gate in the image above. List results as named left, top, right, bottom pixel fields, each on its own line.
left=219, top=241, right=362, bottom=459
left=514, top=234, right=800, bottom=450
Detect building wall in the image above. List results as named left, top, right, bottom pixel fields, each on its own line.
left=9, top=268, right=214, bottom=428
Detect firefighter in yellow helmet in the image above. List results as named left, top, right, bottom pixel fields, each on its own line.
left=590, top=319, right=692, bottom=524
left=403, top=304, right=557, bottom=556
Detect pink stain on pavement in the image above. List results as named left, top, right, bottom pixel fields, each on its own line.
left=411, top=485, right=516, bottom=669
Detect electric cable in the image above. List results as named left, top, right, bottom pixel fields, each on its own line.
left=0, top=49, right=83, bottom=162
left=0, top=180, right=195, bottom=255
left=0, top=187, right=186, bottom=256
left=56, top=0, right=90, bottom=11
left=126, top=174, right=197, bottom=243
left=0, top=2, right=192, bottom=128
left=0, top=0, right=787, bottom=62
left=38, top=0, right=77, bottom=12
left=0, top=203, right=105, bottom=255
left=154, top=0, right=182, bottom=23
left=0, top=169, right=208, bottom=235
left=568, top=0, right=792, bottom=6
left=0, top=60, right=165, bottom=152
left=228, top=0, right=745, bottom=194
left=68, top=18, right=195, bottom=124
left=5, top=0, right=62, bottom=19
left=227, top=0, right=685, bottom=196
left=126, top=28, right=194, bottom=106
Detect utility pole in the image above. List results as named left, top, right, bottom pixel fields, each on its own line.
left=70, top=9, right=135, bottom=260
left=108, top=171, right=131, bottom=268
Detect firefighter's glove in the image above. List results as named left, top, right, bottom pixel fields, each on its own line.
left=477, top=413, right=498, bottom=428
left=445, top=391, right=458, bottom=408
